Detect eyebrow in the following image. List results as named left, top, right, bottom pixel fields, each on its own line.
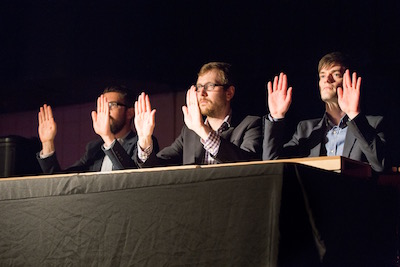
left=319, top=69, right=342, bottom=74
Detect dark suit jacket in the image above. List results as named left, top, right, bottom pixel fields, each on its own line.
left=37, top=131, right=152, bottom=174
left=262, top=113, right=386, bottom=172
left=140, top=115, right=263, bottom=167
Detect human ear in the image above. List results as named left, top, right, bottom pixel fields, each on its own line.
left=226, top=86, right=235, bottom=101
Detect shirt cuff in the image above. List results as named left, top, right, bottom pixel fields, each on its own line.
left=268, top=113, right=284, bottom=122
left=138, top=142, right=153, bottom=163
left=39, top=150, right=55, bottom=159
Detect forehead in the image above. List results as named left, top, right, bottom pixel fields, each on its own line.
left=103, top=91, right=124, bottom=101
left=319, top=64, right=344, bottom=73
left=197, top=69, right=221, bottom=83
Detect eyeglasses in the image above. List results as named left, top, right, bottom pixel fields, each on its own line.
left=195, top=83, right=227, bottom=92
left=108, top=102, right=127, bottom=109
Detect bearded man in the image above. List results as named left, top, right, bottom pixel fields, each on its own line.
left=134, top=62, right=262, bottom=166
left=37, top=85, right=158, bottom=173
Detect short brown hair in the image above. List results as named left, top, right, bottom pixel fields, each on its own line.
left=102, top=85, right=133, bottom=107
left=318, top=52, right=348, bottom=73
left=198, top=62, right=234, bottom=86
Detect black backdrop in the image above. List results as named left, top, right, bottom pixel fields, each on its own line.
left=1, top=0, right=399, bottom=163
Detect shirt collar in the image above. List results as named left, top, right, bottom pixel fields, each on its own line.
left=204, top=111, right=232, bottom=131
left=324, top=113, right=349, bottom=129
left=117, top=131, right=131, bottom=144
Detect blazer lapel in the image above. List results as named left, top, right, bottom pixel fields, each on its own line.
left=220, top=127, right=234, bottom=140
left=309, top=118, right=326, bottom=157
left=343, top=130, right=356, bottom=157
left=122, top=131, right=137, bottom=152
left=92, top=147, right=106, bottom=171
left=93, top=158, right=104, bottom=171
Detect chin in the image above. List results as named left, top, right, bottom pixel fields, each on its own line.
left=321, top=92, right=337, bottom=100
left=199, top=106, right=207, bottom=113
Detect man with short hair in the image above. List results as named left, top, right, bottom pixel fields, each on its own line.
left=134, top=62, right=262, bottom=166
left=37, top=85, right=156, bottom=173
left=263, top=52, right=386, bottom=172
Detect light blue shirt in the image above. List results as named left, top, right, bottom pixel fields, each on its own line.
left=325, top=115, right=348, bottom=156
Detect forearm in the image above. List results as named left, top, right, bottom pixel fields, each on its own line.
left=214, top=138, right=262, bottom=162
left=41, top=140, right=55, bottom=155
left=138, top=135, right=153, bottom=151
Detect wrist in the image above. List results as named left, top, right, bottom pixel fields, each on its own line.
left=196, top=125, right=211, bottom=140
left=347, top=111, right=360, bottom=120
left=42, top=141, right=55, bottom=155
left=270, top=112, right=285, bottom=119
left=268, top=113, right=284, bottom=122
left=101, top=135, right=116, bottom=147
left=138, top=136, right=153, bottom=150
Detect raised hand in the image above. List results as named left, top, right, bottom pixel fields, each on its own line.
left=182, top=86, right=210, bottom=140
left=38, top=104, right=57, bottom=154
left=134, top=92, right=156, bottom=149
left=267, top=72, right=292, bottom=119
left=91, top=94, right=114, bottom=146
left=337, top=69, right=361, bottom=119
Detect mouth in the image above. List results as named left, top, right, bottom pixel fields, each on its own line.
left=322, top=86, right=334, bottom=91
left=199, top=99, right=210, bottom=105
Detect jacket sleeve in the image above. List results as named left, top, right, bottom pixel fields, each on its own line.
left=138, top=132, right=184, bottom=168
left=103, top=140, right=137, bottom=170
left=262, top=116, right=287, bottom=160
left=37, top=148, right=94, bottom=174
left=215, top=116, right=263, bottom=163
left=263, top=117, right=324, bottom=159
left=36, top=152, right=62, bottom=174
left=347, top=114, right=386, bottom=172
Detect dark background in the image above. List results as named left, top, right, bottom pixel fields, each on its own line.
left=1, top=0, right=399, bottom=163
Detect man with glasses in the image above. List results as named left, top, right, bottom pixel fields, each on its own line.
left=263, top=52, right=386, bottom=172
left=37, top=85, right=158, bottom=173
left=134, top=62, right=262, bottom=166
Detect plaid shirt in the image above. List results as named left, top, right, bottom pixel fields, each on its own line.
left=137, top=142, right=153, bottom=163
left=200, top=115, right=231, bottom=164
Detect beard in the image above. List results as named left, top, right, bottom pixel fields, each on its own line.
left=199, top=98, right=226, bottom=117
left=109, top=115, right=126, bottom=134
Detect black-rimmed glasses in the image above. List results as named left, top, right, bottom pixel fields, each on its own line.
left=108, top=102, right=127, bottom=109
left=195, top=83, right=227, bottom=92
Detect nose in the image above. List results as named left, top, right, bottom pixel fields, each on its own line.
left=327, top=74, right=334, bottom=83
left=197, top=87, right=208, bottom=96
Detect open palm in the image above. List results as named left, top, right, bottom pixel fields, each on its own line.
left=38, top=104, right=57, bottom=143
left=337, top=70, right=361, bottom=119
left=267, top=73, right=292, bottom=118
left=134, top=92, right=156, bottom=139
